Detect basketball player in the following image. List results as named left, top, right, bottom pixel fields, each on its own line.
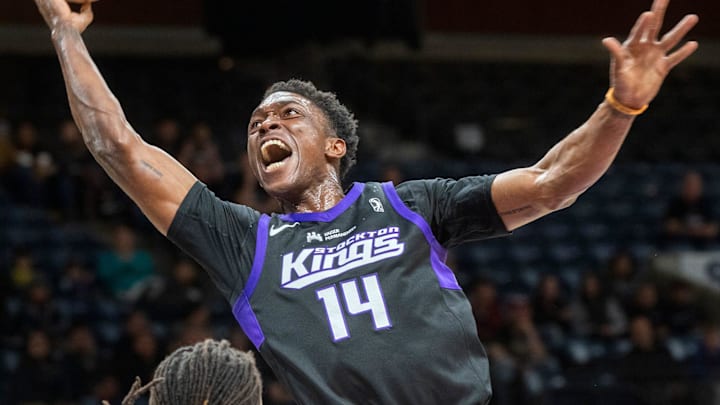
left=35, top=0, right=698, bottom=402
left=103, top=339, right=262, bottom=405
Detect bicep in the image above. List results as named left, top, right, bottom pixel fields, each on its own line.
left=492, top=167, right=576, bottom=231
left=104, top=135, right=197, bottom=235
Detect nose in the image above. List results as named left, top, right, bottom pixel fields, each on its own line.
left=259, top=115, right=281, bottom=135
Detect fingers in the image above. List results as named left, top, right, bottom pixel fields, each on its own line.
left=69, top=0, right=94, bottom=32
left=602, top=37, right=624, bottom=61
left=666, top=41, right=699, bottom=69
left=647, top=0, right=669, bottom=39
left=660, top=14, right=699, bottom=51
left=627, top=12, right=653, bottom=43
left=80, top=1, right=94, bottom=22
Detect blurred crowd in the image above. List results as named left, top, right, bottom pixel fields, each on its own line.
left=1, top=115, right=719, bottom=405
left=0, top=117, right=277, bottom=222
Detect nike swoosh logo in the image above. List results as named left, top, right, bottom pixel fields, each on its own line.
left=269, top=222, right=300, bottom=237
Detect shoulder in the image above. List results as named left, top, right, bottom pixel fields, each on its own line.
left=394, top=175, right=498, bottom=206
left=169, top=182, right=262, bottom=239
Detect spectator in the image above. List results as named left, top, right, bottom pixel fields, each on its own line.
left=114, top=330, right=163, bottom=390
left=490, top=295, right=555, bottom=405
left=9, top=248, right=38, bottom=293
left=570, top=272, right=627, bottom=339
left=689, top=324, right=720, bottom=404
left=92, top=375, right=123, bottom=405
left=661, top=280, right=702, bottom=337
left=663, top=170, right=718, bottom=249
left=532, top=274, right=571, bottom=331
left=496, top=295, right=550, bottom=366
left=57, top=259, right=103, bottom=321
left=380, top=163, right=404, bottom=185
left=63, top=323, right=104, bottom=400
left=6, top=121, right=57, bottom=207
left=603, top=250, right=639, bottom=302
left=153, top=118, right=182, bottom=157
left=616, top=316, right=688, bottom=405
left=14, top=280, right=67, bottom=337
left=7, top=330, right=70, bottom=403
left=96, top=224, right=155, bottom=301
left=167, top=319, right=213, bottom=353
left=625, top=282, right=664, bottom=332
left=178, top=122, right=225, bottom=189
left=53, top=119, right=97, bottom=220
left=115, top=310, right=153, bottom=356
left=142, top=258, right=207, bottom=324
left=467, top=278, right=504, bottom=342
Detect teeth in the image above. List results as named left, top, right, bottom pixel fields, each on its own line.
left=261, top=139, right=290, bottom=160
left=266, top=160, right=287, bottom=170
left=260, top=139, right=291, bottom=166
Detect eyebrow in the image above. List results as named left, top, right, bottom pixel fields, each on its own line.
left=250, top=99, right=305, bottom=118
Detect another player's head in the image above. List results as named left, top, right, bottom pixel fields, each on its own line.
left=247, top=79, right=358, bottom=198
left=113, top=339, right=262, bottom=405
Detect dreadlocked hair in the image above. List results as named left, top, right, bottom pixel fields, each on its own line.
left=115, top=339, right=262, bottom=405
left=263, top=79, right=359, bottom=178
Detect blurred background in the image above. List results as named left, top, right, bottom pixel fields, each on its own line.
left=1, top=1, right=720, bottom=404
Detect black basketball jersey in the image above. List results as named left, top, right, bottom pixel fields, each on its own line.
left=168, top=177, right=509, bottom=404
left=233, top=182, right=487, bottom=404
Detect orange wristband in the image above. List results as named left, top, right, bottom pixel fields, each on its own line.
left=605, top=88, right=648, bottom=116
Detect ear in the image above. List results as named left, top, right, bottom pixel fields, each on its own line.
left=325, top=137, right=346, bottom=160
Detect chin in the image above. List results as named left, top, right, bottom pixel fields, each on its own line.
left=260, top=175, right=302, bottom=200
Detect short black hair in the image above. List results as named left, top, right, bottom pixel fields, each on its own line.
left=263, top=79, right=359, bottom=178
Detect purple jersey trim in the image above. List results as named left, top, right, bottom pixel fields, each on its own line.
left=231, top=214, right=270, bottom=349
left=233, top=294, right=265, bottom=349
left=245, top=215, right=270, bottom=297
left=382, top=182, right=462, bottom=291
left=279, top=183, right=365, bottom=223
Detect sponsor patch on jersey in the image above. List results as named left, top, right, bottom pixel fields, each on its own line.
left=281, top=226, right=404, bottom=289
left=323, top=226, right=357, bottom=242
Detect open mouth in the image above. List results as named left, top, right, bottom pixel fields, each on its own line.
left=260, top=139, right=293, bottom=170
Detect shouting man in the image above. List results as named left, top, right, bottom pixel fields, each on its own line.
left=35, top=0, right=698, bottom=403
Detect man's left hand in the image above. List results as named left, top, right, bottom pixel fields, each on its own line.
left=602, top=0, right=699, bottom=109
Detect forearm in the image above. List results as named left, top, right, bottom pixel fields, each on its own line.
left=534, top=102, right=635, bottom=200
left=51, top=23, right=138, bottom=163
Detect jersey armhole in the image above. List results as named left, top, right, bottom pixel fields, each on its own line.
left=236, top=214, right=269, bottom=300
left=381, top=182, right=461, bottom=290
left=231, top=214, right=270, bottom=349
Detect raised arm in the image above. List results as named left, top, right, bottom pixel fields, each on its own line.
left=35, top=0, right=197, bottom=234
left=492, top=0, right=698, bottom=231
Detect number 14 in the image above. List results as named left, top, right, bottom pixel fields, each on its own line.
left=316, top=274, right=392, bottom=341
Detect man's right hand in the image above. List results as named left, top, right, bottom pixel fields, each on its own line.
left=35, top=0, right=95, bottom=33
left=34, top=0, right=197, bottom=235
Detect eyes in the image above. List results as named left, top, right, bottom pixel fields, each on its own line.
left=249, top=107, right=301, bottom=131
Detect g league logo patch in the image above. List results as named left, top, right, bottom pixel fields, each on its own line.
left=369, top=198, right=384, bottom=213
